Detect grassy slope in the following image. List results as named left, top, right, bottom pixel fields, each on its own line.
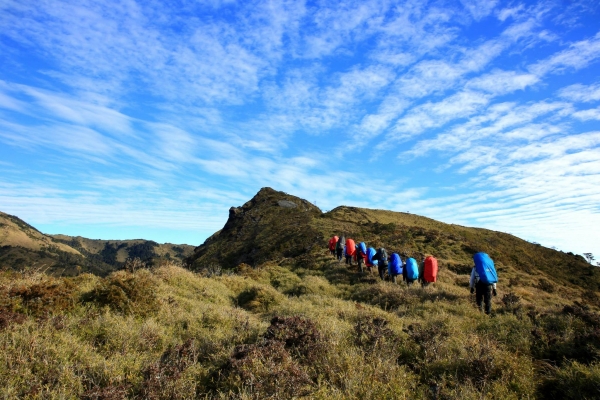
left=0, top=212, right=80, bottom=254
left=1, top=260, right=598, bottom=399
left=1, top=188, right=599, bottom=398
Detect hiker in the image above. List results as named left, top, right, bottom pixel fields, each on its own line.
left=375, top=247, right=389, bottom=280
left=328, top=236, right=338, bottom=256
left=404, top=257, right=419, bottom=286
left=469, top=252, right=498, bottom=315
left=345, top=238, right=356, bottom=265
left=336, top=236, right=345, bottom=262
left=388, top=253, right=402, bottom=284
left=357, top=242, right=367, bottom=274
left=366, top=247, right=377, bottom=274
left=420, top=255, right=438, bottom=287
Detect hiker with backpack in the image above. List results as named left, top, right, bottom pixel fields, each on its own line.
left=374, top=247, right=389, bottom=280
left=336, top=236, right=345, bottom=262
left=388, top=253, right=402, bottom=284
left=345, top=238, right=356, bottom=265
left=469, top=252, right=498, bottom=314
left=404, top=257, right=419, bottom=286
left=420, top=255, right=438, bottom=287
left=366, top=247, right=377, bottom=274
left=328, top=236, right=338, bottom=256
left=357, top=242, right=367, bottom=274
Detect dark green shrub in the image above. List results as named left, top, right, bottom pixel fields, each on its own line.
left=218, top=341, right=313, bottom=398
left=354, top=316, right=396, bottom=350
left=212, top=315, right=324, bottom=398
left=538, top=361, right=600, bottom=399
left=531, top=308, right=600, bottom=365
left=537, top=278, right=555, bottom=293
left=351, top=283, right=412, bottom=310
left=141, top=338, right=197, bottom=399
left=82, top=271, right=158, bottom=316
left=9, top=278, right=76, bottom=316
left=236, top=286, right=281, bottom=312
left=263, top=316, right=323, bottom=362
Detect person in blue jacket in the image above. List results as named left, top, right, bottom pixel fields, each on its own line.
left=388, top=253, right=402, bottom=284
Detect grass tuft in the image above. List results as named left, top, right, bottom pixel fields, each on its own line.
left=82, top=270, right=158, bottom=316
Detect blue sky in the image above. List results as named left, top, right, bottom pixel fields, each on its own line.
left=1, top=0, right=599, bottom=260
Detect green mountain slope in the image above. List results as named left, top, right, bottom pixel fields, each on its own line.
left=189, top=187, right=598, bottom=297
left=0, top=211, right=194, bottom=276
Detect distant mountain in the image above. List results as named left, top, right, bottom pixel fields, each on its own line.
left=188, top=187, right=599, bottom=292
left=0, top=211, right=194, bottom=276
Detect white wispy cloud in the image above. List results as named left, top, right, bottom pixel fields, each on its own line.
left=559, top=83, right=600, bottom=103
left=529, top=31, right=600, bottom=76
left=1, top=0, right=599, bottom=258
left=572, top=107, right=600, bottom=121
left=466, top=70, right=539, bottom=95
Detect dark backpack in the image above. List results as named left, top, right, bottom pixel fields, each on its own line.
left=378, top=248, right=389, bottom=266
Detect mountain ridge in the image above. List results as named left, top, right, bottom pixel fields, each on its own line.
left=0, top=211, right=194, bottom=276
left=188, top=187, right=597, bottom=295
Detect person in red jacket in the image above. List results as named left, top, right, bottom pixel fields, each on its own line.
left=328, top=236, right=338, bottom=257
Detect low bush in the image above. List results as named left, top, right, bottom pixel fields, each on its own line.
left=82, top=270, right=158, bottom=316
left=214, top=316, right=324, bottom=398
left=236, top=285, right=283, bottom=312
left=538, top=361, right=600, bottom=399
left=140, top=338, right=198, bottom=399
left=0, top=307, right=26, bottom=329
left=9, top=278, right=76, bottom=316
left=218, top=340, right=313, bottom=398
left=350, top=282, right=411, bottom=310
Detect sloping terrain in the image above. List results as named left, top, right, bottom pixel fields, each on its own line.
left=0, top=211, right=80, bottom=254
left=1, top=188, right=599, bottom=398
left=189, top=188, right=598, bottom=299
left=0, top=212, right=194, bottom=276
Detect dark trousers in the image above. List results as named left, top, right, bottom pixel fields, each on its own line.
left=336, top=249, right=343, bottom=261
left=357, top=257, right=364, bottom=274
left=345, top=255, right=352, bottom=265
left=378, top=265, right=386, bottom=280
left=476, top=281, right=493, bottom=314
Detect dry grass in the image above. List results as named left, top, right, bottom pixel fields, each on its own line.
left=0, top=255, right=598, bottom=399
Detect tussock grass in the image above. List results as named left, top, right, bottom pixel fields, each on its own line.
left=0, top=259, right=598, bottom=399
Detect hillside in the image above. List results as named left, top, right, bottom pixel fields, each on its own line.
left=0, top=212, right=194, bottom=276
left=1, top=188, right=599, bottom=398
left=189, top=187, right=598, bottom=298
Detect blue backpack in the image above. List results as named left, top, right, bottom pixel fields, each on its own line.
left=388, top=253, right=402, bottom=276
left=359, top=242, right=367, bottom=255
left=473, top=252, right=498, bottom=284
left=405, top=258, right=419, bottom=280
left=367, top=247, right=377, bottom=264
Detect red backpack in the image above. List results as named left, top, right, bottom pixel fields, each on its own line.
left=424, top=256, right=438, bottom=283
